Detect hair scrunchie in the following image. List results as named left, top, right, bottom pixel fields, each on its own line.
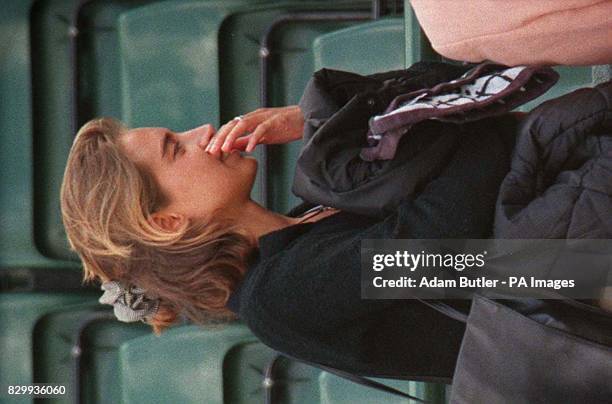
left=99, top=281, right=160, bottom=323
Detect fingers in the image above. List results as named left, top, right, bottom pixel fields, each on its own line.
left=214, top=119, right=238, bottom=143
left=221, top=119, right=253, bottom=152
left=232, top=136, right=250, bottom=151
left=206, top=119, right=239, bottom=155
left=208, top=115, right=257, bottom=154
left=206, top=108, right=277, bottom=154
left=246, top=122, right=269, bottom=152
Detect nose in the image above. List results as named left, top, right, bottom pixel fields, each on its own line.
left=178, top=124, right=216, bottom=149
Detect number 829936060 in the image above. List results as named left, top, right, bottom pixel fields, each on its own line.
left=6, top=384, right=67, bottom=397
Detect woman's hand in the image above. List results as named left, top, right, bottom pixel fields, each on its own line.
left=206, top=105, right=304, bottom=155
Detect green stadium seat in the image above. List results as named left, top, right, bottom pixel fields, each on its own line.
left=312, top=18, right=405, bottom=75
left=118, top=1, right=245, bottom=130
left=0, top=0, right=58, bottom=267
left=119, top=324, right=259, bottom=403
left=32, top=303, right=150, bottom=403
left=0, top=294, right=97, bottom=403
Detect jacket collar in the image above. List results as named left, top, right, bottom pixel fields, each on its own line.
left=258, top=221, right=315, bottom=257
left=226, top=211, right=360, bottom=314
left=226, top=221, right=316, bottom=314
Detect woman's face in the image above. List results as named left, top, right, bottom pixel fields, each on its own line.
left=119, top=124, right=258, bottom=224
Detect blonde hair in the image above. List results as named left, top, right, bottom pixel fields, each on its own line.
left=60, top=118, right=255, bottom=334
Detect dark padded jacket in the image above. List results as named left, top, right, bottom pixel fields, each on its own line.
left=227, top=64, right=517, bottom=381
left=495, top=80, right=612, bottom=238
left=293, top=62, right=479, bottom=217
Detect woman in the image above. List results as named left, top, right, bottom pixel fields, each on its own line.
left=61, top=62, right=516, bottom=380
left=61, top=108, right=311, bottom=331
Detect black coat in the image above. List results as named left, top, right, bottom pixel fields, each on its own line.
left=293, top=62, right=471, bottom=217
left=495, top=80, right=612, bottom=238
left=227, top=64, right=517, bottom=381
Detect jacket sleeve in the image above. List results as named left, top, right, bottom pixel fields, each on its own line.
left=298, top=63, right=471, bottom=132
left=292, top=62, right=472, bottom=216
left=367, top=116, right=516, bottom=239
left=296, top=68, right=386, bottom=148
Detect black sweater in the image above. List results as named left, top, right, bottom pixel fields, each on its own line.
left=227, top=116, right=515, bottom=381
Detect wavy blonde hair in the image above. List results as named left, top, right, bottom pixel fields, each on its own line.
left=60, top=118, right=255, bottom=334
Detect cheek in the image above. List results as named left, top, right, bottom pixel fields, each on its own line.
left=174, top=163, right=227, bottom=197
left=155, top=163, right=202, bottom=196
left=157, top=173, right=188, bottom=202
left=160, top=159, right=252, bottom=206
